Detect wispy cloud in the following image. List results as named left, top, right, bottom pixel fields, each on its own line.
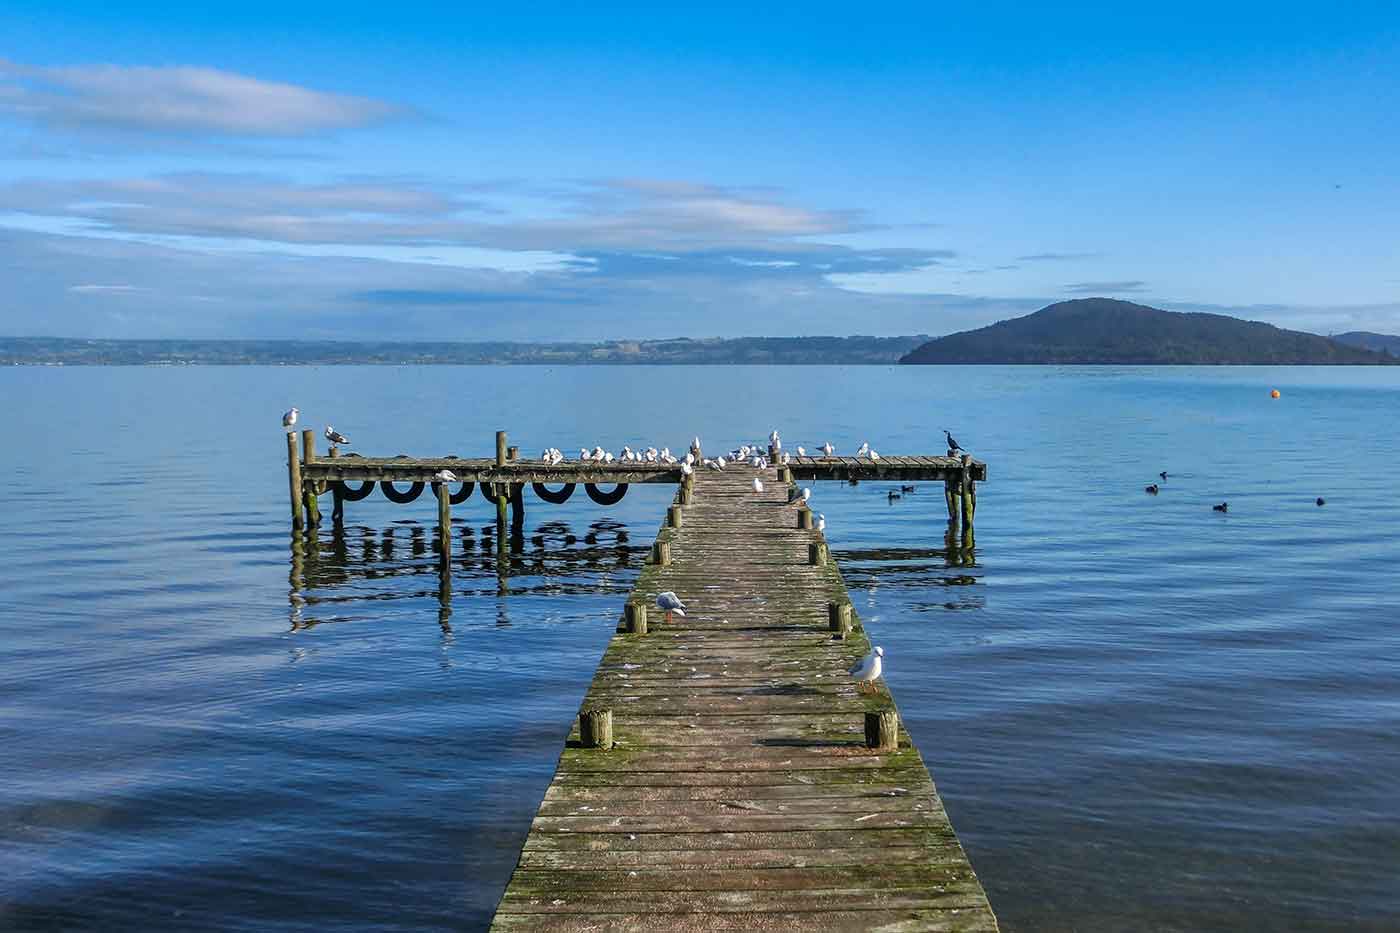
left=1063, top=280, right=1147, bottom=294
left=69, top=284, right=147, bottom=294
left=0, top=173, right=873, bottom=251
left=0, top=59, right=401, bottom=136
left=1016, top=252, right=1102, bottom=262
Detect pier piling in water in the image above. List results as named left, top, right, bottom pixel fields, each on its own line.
left=286, top=432, right=304, bottom=530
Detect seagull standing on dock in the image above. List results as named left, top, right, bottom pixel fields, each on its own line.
left=821, top=442, right=834, bottom=458
left=656, top=591, right=686, bottom=623
left=856, top=441, right=870, bottom=458
left=432, top=469, right=458, bottom=483
left=796, top=445, right=806, bottom=457
left=325, top=426, right=349, bottom=445
left=282, top=407, right=299, bottom=430
left=753, top=477, right=764, bottom=493
left=944, top=430, right=962, bottom=453
left=850, top=646, right=884, bottom=694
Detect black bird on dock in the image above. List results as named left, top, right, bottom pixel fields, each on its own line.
left=944, top=430, right=962, bottom=453
left=1145, top=484, right=1159, bottom=494
left=1316, top=497, right=1326, bottom=506
left=1213, top=502, right=1229, bottom=513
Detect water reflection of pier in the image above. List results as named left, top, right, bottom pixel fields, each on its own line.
left=287, top=518, right=646, bottom=630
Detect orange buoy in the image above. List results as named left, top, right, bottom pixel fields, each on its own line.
left=1270, top=389, right=1281, bottom=399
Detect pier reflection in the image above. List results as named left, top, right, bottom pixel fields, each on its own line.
left=835, top=525, right=983, bottom=612
left=287, top=517, right=645, bottom=630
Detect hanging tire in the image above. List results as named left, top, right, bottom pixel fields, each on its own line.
left=584, top=483, right=627, bottom=505
left=532, top=482, right=576, bottom=504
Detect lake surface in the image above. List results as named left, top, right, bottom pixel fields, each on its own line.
left=1, top=365, right=1397, bottom=932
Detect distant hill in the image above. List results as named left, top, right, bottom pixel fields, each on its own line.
left=0, top=335, right=928, bottom=366
left=900, top=298, right=1396, bottom=365
left=1331, top=331, right=1400, bottom=357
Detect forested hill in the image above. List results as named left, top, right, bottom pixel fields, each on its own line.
left=0, top=335, right=927, bottom=366
left=1332, top=331, right=1400, bottom=356
left=900, top=298, right=1395, bottom=365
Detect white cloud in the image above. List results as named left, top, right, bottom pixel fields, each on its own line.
left=0, top=59, right=400, bottom=136
left=69, top=284, right=147, bottom=293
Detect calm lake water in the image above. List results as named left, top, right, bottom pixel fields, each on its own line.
left=1, top=365, right=1397, bottom=931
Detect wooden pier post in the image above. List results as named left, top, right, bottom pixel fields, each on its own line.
left=651, top=539, right=672, bottom=566
left=865, top=709, right=899, bottom=752
left=808, top=542, right=828, bottom=566
left=496, top=431, right=507, bottom=467
left=797, top=507, right=813, bottom=529
left=625, top=601, right=648, bottom=634
left=827, top=600, right=852, bottom=638
left=507, top=445, right=519, bottom=462
left=328, top=446, right=344, bottom=524
left=579, top=709, right=613, bottom=749
left=961, top=454, right=976, bottom=527
left=509, top=483, right=525, bottom=526
left=667, top=504, right=684, bottom=528
left=300, top=430, right=320, bottom=527
left=679, top=480, right=694, bottom=506
left=437, top=482, right=452, bottom=565
left=286, top=432, right=304, bottom=530
left=778, top=465, right=792, bottom=484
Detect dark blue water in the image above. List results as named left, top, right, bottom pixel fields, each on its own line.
left=1, top=365, right=1396, bottom=931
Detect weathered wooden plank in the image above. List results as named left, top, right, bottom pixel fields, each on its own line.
left=489, top=466, right=998, bottom=931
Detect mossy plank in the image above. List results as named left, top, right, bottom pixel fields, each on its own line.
left=490, top=467, right=998, bottom=931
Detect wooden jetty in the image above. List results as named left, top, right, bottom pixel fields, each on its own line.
left=487, top=468, right=998, bottom=931
left=282, top=431, right=995, bottom=928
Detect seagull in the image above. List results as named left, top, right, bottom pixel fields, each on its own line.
left=681, top=462, right=694, bottom=476
left=869, top=450, right=881, bottom=461
left=944, top=430, right=962, bottom=453
left=1213, top=502, right=1229, bottom=513
left=1145, top=484, right=1159, bottom=494
left=797, top=445, right=806, bottom=457
left=856, top=441, right=870, bottom=458
left=324, top=425, right=349, bottom=445
left=817, top=513, right=826, bottom=532
left=282, top=407, right=299, bottom=429
left=656, top=591, right=686, bottom=623
left=753, top=477, right=764, bottom=493
left=769, top=430, right=781, bottom=450
left=849, top=646, right=884, bottom=694
left=821, top=442, right=834, bottom=457
left=432, top=469, right=458, bottom=483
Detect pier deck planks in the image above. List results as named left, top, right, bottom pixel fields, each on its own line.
left=488, top=467, right=998, bottom=932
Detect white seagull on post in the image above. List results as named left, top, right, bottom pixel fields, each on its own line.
left=432, top=469, right=458, bottom=483
left=849, top=646, right=884, bottom=694
left=817, top=513, right=826, bottom=532
left=325, top=425, right=349, bottom=445
left=656, top=591, right=686, bottom=623
left=282, top=407, right=299, bottom=430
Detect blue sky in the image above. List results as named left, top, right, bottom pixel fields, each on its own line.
left=1, top=1, right=1397, bottom=340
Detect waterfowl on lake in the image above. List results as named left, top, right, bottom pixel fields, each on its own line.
left=1213, top=502, right=1229, bottom=513
left=1145, top=484, right=1159, bottom=494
